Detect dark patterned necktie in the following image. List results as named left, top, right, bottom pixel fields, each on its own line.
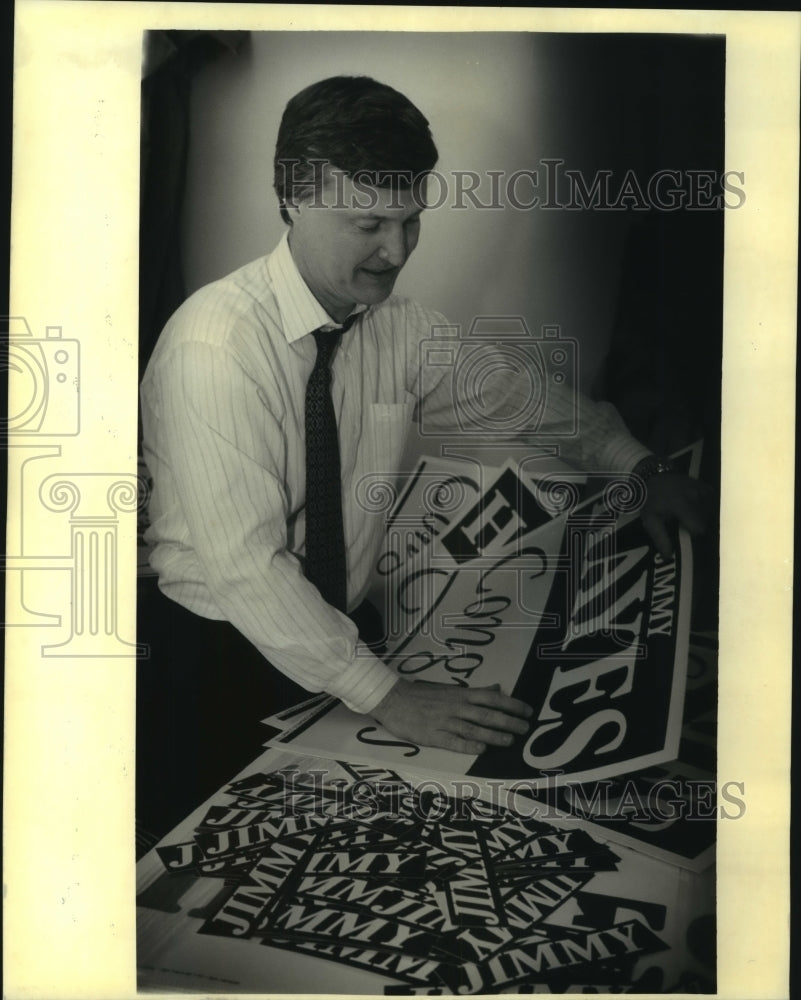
left=304, top=317, right=357, bottom=612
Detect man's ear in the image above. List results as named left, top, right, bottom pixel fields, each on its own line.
left=284, top=200, right=302, bottom=223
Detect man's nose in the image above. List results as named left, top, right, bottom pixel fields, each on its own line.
left=378, top=226, right=409, bottom=268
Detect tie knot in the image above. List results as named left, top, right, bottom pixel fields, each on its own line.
left=312, top=328, right=342, bottom=366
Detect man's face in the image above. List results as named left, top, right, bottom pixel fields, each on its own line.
left=287, top=169, right=425, bottom=322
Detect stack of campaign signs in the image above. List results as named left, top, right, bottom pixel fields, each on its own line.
left=263, top=444, right=717, bottom=872
left=146, top=761, right=704, bottom=993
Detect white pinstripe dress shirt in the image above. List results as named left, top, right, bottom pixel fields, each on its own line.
left=140, top=232, right=650, bottom=714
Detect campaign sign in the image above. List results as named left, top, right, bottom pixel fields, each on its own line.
left=471, top=472, right=692, bottom=784
left=274, top=445, right=699, bottom=788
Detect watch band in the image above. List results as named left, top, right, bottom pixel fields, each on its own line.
left=633, top=456, right=676, bottom=481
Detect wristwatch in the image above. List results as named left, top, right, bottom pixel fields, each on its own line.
left=633, top=455, right=676, bottom=481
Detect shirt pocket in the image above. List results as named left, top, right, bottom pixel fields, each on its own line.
left=365, top=396, right=416, bottom=479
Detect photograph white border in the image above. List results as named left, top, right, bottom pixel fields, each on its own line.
left=6, top=4, right=798, bottom=998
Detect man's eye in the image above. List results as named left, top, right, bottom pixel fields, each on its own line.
left=356, top=221, right=380, bottom=232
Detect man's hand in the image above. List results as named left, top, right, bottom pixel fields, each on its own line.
left=639, top=471, right=715, bottom=559
left=372, top=679, right=533, bottom=755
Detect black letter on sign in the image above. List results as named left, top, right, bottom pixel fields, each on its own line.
left=357, top=727, right=421, bottom=758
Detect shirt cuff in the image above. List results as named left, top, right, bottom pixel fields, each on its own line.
left=325, top=644, right=400, bottom=714
left=602, top=434, right=654, bottom=474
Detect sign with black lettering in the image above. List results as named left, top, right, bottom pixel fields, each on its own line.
left=301, top=849, right=428, bottom=881
left=271, top=445, right=701, bottom=788
left=264, top=901, right=442, bottom=958
left=199, top=830, right=322, bottom=938
left=295, top=876, right=451, bottom=932
left=266, top=935, right=449, bottom=986
left=144, top=762, right=665, bottom=993
left=436, top=919, right=668, bottom=994
left=440, top=828, right=504, bottom=928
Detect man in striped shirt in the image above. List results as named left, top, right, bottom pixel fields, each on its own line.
left=139, top=77, right=709, bottom=829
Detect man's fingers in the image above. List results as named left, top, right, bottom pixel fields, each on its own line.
left=436, top=731, right=486, bottom=755
left=644, top=496, right=706, bottom=552
left=373, top=679, right=534, bottom=755
left=642, top=512, right=674, bottom=559
left=461, top=704, right=530, bottom=736
left=465, top=687, right=533, bottom=719
left=444, top=718, right=516, bottom=748
left=682, top=512, right=707, bottom=535
left=677, top=498, right=708, bottom=535
left=642, top=473, right=715, bottom=542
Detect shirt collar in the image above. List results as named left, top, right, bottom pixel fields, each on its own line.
left=267, top=230, right=368, bottom=344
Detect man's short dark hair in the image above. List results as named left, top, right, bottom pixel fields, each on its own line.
left=273, top=76, right=439, bottom=224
